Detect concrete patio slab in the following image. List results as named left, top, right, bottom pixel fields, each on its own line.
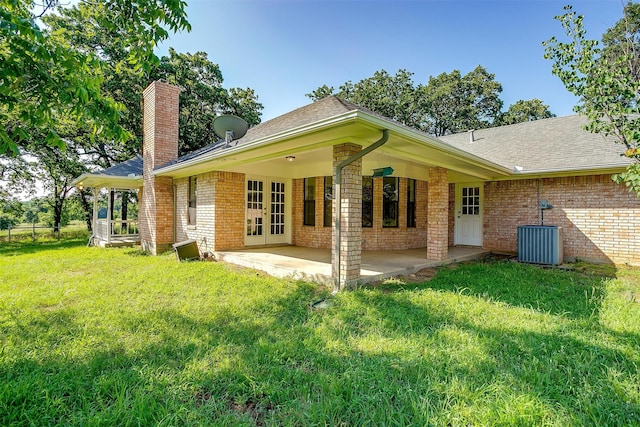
left=214, top=246, right=489, bottom=286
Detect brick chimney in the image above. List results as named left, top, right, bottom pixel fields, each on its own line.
left=139, top=81, right=181, bottom=254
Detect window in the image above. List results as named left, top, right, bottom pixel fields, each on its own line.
left=407, top=179, right=416, bottom=228
left=303, top=178, right=315, bottom=226
left=362, top=176, right=373, bottom=227
left=323, top=176, right=333, bottom=227
left=382, top=177, right=398, bottom=228
left=188, top=176, right=197, bottom=225
left=462, top=186, right=480, bottom=215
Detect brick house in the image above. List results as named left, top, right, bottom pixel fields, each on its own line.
left=74, top=81, right=640, bottom=288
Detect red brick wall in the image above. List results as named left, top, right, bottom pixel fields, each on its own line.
left=484, top=175, right=640, bottom=264
left=140, top=81, right=180, bottom=254
left=175, top=171, right=245, bottom=252
left=427, top=167, right=449, bottom=260
left=212, top=171, right=245, bottom=250
left=292, top=178, right=333, bottom=248
left=448, top=183, right=455, bottom=246
left=332, top=143, right=363, bottom=286
left=292, top=177, right=428, bottom=250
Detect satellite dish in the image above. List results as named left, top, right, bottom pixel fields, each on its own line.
left=213, top=115, right=248, bottom=145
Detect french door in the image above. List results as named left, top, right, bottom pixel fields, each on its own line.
left=245, top=176, right=290, bottom=246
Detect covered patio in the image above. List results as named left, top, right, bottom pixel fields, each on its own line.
left=214, top=245, right=489, bottom=285
left=72, top=156, right=143, bottom=248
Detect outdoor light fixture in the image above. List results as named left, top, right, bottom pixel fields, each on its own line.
left=285, top=156, right=296, bottom=162
left=372, top=166, right=394, bottom=177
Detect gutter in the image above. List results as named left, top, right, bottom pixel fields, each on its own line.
left=333, top=129, right=389, bottom=293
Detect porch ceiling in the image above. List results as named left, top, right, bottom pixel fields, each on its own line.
left=73, top=173, right=142, bottom=190
left=155, top=112, right=512, bottom=182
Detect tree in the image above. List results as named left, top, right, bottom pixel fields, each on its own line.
left=417, top=66, right=503, bottom=136
left=306, top=69, right=423, bottom=129
left=306, top=66, right=504, bottom=136
left=0, top=0, right=190, bottom=156
left=544, top=3, right=640, bottom=194
left=151, top=48, right=263, bottom=155
left=499, top=99, right=556, bottom=125
left=0, top=198, right=24, bottom=230
left=13, top=3, right=263, bottom=233
left=28, top=143, right=87, bottom=232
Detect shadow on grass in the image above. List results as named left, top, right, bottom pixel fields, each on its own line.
left=0, top=238, right=88, bottom=257
left=1, top=261, right=637, bottom=425
left=377, top=259, right=611, bottom=321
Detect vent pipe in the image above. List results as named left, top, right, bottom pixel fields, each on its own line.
left=469, top=129, right=475, bottom=143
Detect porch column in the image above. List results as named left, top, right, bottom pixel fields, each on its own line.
left=92, top=188, right=98, bottom=238
left=332, top=143, right=362, bottom=290
left=427, top=166, right=449, bottom=261
left=91, top=188, right=100, bottom=242
left=106, top=187, right=112, bottom=244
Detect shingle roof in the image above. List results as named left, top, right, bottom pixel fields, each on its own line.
left=438, top=115, right=631, bottom=173
left=100, top=155, right=143, bottom=177
left=168, top=96, right=362, bottom=167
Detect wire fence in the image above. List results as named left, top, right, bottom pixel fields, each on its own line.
left=0, top=223, right=90, bottom=243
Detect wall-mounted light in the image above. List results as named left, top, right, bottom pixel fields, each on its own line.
left=285, top=156, right=296, bottom=162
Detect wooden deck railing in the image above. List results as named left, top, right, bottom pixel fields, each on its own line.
left=95, top=219, right=139, bottom=243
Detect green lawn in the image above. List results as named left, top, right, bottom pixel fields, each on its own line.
left=1, top=239, right=638, bottom=426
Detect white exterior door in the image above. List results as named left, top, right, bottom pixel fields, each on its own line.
left=454, top=184, right=483, bottom=246
left=245, top=177, right=290, bottom=246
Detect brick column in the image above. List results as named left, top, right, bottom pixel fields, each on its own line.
left=212, top=171, right=246, bottom=250
left=427, top=166, right=449, bottom=261
left=140, top=81, right=181, bottom=254
left=332, top=143, right=362, bottom=289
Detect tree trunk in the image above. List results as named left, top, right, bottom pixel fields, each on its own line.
left=79, top=189, right=93, bottom=232
left=53, top=197, right=63, bottom=233
left=109, top=190, right=115, bottom=221
left=122, top=191, right=128, bottom=221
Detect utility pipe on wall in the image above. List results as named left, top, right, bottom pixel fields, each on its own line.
left=333, top=129, right=389, bottom=293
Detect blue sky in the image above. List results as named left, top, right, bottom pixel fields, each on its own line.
left=157, top=0, right=626, bottom=122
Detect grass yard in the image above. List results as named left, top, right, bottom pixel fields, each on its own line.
left=0, top=239, right=638, bottom=426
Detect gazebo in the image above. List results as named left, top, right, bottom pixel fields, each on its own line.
left=72, top=156, right=143, bottom=247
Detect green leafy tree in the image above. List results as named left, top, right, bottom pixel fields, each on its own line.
left=0, top=198, right=24, bottom=230
left=418, top=66, right=503, bottom=136
left=0, top=0, right=190, bottom=156
left=307, top=66, right=504, bottom=136
left=307, top=69, right=423, bottom=128
left=499, top=99, right=556, bottom=125
left=306, top=84, right=336, bottom=101
left=544, top=3, right=640, bottom=194
left=27, top=144, right=87, bottom=232
left=151, top=48, right=263, bottom=155
left=13, top=3, right=262, bottom=233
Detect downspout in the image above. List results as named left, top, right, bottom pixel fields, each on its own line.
left=333, top=129, right=389, bottom=293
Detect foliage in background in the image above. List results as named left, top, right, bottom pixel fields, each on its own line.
left=498, top=98, right=556, bottom=125
left=544, top=3, right=640, bottom=195
left=151, top=48, right=263, bottom=156
left=0, top=0, right=190, bottom=156
left=2, top=0, right=263, bottom=231
left=307, top=66, right=551, bottom=136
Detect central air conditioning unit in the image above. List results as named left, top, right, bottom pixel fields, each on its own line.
left=517, top=225, right=563, bottom=265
